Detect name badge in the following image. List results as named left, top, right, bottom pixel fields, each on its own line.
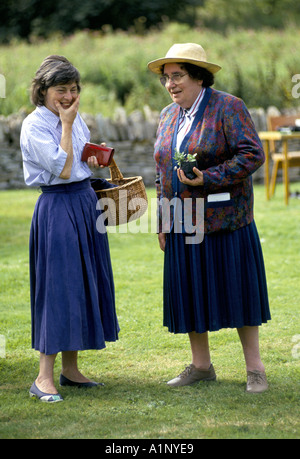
left=207, top=192, right=231, bottom=202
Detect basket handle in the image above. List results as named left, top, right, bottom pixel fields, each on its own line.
left=108, top=158, right=124, bottom=181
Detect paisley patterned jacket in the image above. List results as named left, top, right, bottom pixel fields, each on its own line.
left=154, top=87, right=265, bottom=234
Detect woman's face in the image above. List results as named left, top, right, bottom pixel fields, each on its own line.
left=163, top=63, right=203, bottom=109
left=43, top=82, right=79, bottom=115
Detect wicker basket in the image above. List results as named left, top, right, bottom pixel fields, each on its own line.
left=95, top=158, right=148, bottom=226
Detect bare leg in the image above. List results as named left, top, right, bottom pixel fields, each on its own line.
left=237, top=326, right=265, bottom=372
left=166, top=331, right=215, bottom=386
left=61, top=351, right=92, bottom=383
left=36, top=353, right=58, bottom=394
left=188, top=331, right=211, bottom=369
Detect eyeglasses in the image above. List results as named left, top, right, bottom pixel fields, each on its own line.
left=159, top=73, right=188, bottom=87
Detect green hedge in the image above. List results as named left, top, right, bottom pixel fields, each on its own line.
left=0, top=24, right=299, bottom=117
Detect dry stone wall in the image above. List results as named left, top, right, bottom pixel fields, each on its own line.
left=0, top=105, right=299, bottom=190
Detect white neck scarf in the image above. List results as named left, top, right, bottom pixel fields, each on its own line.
left=176, top=87, right=205, bottom=151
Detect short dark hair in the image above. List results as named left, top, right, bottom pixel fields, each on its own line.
left=30, top=55, right=81, bottom=106
left=183, top=63, right=214, bottom=87
left=161, top=62, right=214, bottom=87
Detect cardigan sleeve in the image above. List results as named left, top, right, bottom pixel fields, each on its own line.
left=202, top=97, right=265, bottom=192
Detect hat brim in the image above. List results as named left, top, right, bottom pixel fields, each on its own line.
left=147, top=57, right=221, bottom=74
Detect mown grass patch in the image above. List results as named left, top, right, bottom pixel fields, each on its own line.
left=0, top=184, right=299, bottom=439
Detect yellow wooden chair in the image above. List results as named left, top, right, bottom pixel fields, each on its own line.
left=267, top=115, right=300, bottom=197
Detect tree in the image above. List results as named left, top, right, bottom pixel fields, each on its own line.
left=0, top=0, right=201, bottom=42
left=195, top=0, right=300, bottom=30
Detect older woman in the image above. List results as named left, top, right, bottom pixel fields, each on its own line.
left=21, top=55, right=119, bottom=402
left=148, top=43, right=270, bottom=393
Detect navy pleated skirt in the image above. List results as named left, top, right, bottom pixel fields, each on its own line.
left=29, top=179, right=119, bottom=355
left=163, top=221, right=271, bottom=334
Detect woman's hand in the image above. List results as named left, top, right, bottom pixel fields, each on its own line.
left=87, top=155, right=99, bottom=168
left=177, top=166, right=204, bottom=186
left=158, top=233, right=167, bottom=252
left=54, top=95, right=80, bottom=127
left=57, top=96, right=80, bottom=180
left=87, top=142, right=107, bottom=169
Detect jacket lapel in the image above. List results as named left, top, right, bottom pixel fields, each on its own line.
left=171, top=87, right=212, bottom=193
left=180, top=87, right=212, bottom=152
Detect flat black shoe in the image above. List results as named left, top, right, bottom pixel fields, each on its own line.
left=59, top=373, right=104, bottom=388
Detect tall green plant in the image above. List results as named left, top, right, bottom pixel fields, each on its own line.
left=0, top=25, right=300, bottom=116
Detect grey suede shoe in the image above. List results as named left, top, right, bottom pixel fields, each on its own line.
left=167, top=364, right=216, bottom=387
left=246, top=370, right=268, bottom=393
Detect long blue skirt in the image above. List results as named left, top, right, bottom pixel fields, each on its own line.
left=29, top=179, right=119, bottom=355
left=163, top=221, right=271, bottom=334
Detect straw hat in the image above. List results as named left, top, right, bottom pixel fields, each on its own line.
left=147, top=43, right=221, bottom=74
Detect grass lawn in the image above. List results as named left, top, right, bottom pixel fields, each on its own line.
left=0, top=183, right=299, bottom=439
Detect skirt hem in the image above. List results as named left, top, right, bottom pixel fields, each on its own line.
left=163, top=319, right=271, bottom=335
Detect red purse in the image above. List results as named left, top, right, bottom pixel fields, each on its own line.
left=81, top=142, right=114, bottom=166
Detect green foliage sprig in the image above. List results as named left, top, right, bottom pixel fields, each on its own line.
left=174, top=150, right=197, bottom=167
